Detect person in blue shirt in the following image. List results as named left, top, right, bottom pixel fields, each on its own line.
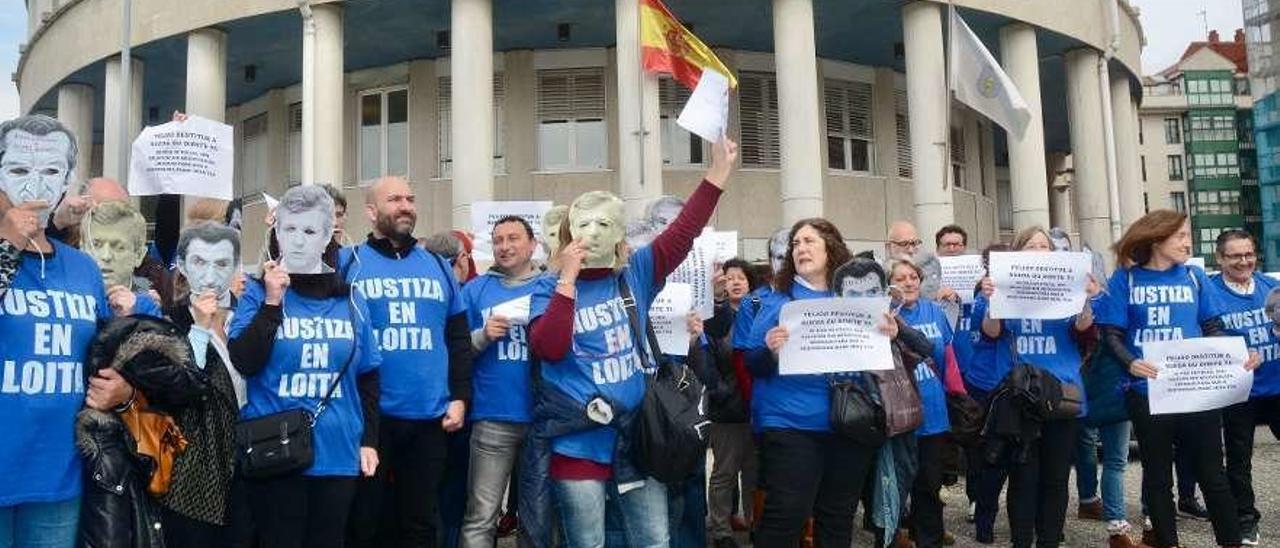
left=961, top=242, right=1007, bottom=531
left=744, top=218, right=903, bottom=548
left=977, top=226, right=1099, bottom=548
left=228, top=185, right=382, bottom=548
left=1209, top=229, right=1280, bottom=546
left=459, top=215, right=544, bottom=548
left=888, top=258, right=967, bottom=548
left=1094, top=210, right=1260, bottom=548
left=339, top=176, right=474, bottom=548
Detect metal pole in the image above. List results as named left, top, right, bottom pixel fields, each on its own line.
left=299, top=0, right=316, bottom=186
left=118, top=0, right=132, bottom=183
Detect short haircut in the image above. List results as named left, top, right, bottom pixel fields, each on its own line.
left=421, top=232, right=461, bottom=260
left=277, top=184, right=335, bottom=229
left=0, top=114, right=78, bottom=173
left=1215, top=229, right=1257, bottom=256
left=722, top=257, right=760, bottom=292
left=320, top=183, right=347, bottom=210
left=493, top=215, right=535, bottom=240
left=177, top=221, right=241, bottom=263
left=82, top=200, right=146, bottom=252
left=935, top=224, right=968, bottom=247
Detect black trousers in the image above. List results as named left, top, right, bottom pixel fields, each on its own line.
left=1222, top=396, right=1280, bottom=530
left=348, top=416, right=449, bottom=548
left=246, top=474, right=357, bottom=548
left=908, top=434, right=947, bottom=548
left=755, top=429, right=877, bottom=548
left=1005, top=418, right=1078, bottom=548
left=1126, top=393, right=1239, bottom=548
left=162, top=507, right=231, bottom=548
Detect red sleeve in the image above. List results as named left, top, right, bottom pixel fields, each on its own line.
left=531, top=293, right=575, bottom=362
left=650, top=180, right=724, bottom=282
left=942, top=345, right=967, bottom=396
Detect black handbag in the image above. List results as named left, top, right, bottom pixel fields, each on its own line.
left=829, top=374, right=886, bottom=447
left=236, top=302, right=359, bottom=479
left=920, top=357, right=983, bottom=445
left=1002, top=329, right=1083, bottom=421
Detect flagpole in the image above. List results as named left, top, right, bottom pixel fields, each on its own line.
left=943, top=3, right=954, bottom=196
left=637, top=0, right=649, bottom=194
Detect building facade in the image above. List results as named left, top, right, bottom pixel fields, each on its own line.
left=1245, top=0, right=1280, bottom=267
left=17, top=0, right=1145, bottom=265
left=1140, top=29, right=1259, bottom=269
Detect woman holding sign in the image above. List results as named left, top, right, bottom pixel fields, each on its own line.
left=1094, top=210, right=1259, bottom=548
left=744, top=219, right=902, bottom=548
left=977, top=226, right=1099, bottom=548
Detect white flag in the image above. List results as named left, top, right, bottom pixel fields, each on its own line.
left=948, top=7, right=1031, bottom=139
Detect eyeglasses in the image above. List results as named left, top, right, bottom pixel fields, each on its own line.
left=890, top=239, right=922, bottom=249
left=1222, top=252, right=1258, bottom=263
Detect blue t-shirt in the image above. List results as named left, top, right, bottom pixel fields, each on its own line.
left=995, top=317, right=1087, bottom=417
left=732, top=287, right=771, bottom=350
left=744, top=283, right=860, bottom=433
left=528, top=246, right=659, bottom=464
left=462, top=271, right=542, bottom=423
left=952, top=300, right=977, bottom=374
left=899, top=300, right=953, bottom=436
left=342, top=245, right=464, bottom=420
left=134, top=291, right=163, bottom=318
left=1093, top=264, right=1220, bottom=394
left=1, top=241, right=110, bottom=505
left=963, top=295, right=1001, bottom=393
left=230, top=281, right=381, bottom=476
left=1209, top=273, right=1280, bottom=398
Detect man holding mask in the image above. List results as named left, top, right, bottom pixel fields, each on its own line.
left=81, top=200, right=161, bottom=317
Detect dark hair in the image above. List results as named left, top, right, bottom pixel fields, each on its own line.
left=1215, top=229, right=1257, bottom=256
left=834, top=257, right=887, bottom=292
left=775, top=218, right=852, bottom=296
left=493, top=215, right=535, bottom=240
left=935, top=224, right=968, bottom=247
left=1113, top=209, right=1188, bottom=268
left=722, top=258, right=759, bottom=292
left=320, top=183, right=347, bottom=210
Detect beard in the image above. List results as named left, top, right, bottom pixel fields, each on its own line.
left=376, top=211, right=416, bottom=244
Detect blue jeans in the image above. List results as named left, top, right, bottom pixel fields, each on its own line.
left=0, top=498, right=80, bottom=548
left=555, top=477, right=668, bottom=548
left=1075, top=421, right=1131, bottom=522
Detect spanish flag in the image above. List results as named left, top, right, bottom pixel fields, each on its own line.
left=640, top=0, right=737, bottom=91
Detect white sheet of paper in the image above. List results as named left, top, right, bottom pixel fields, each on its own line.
left=1187, top=256, right=1207, bottom=272
left=1146, top=337, right=1253, bottom=415
left=938, top=254, right=986, bottom=304
left=469, top=201, right=554, bottom=262
left=699, top=228, right=739, bottom=264
left=677, top=69, right=730, bottom=143
left=489, top=295, right=532, bottom=326
left=128, top=115, right=235, bottom=200
left=988, top=251, right=1090, bottom=320
left=650, top=283, right=694, bottom=357
left=667, top=238, right=717, bottom=319
left=778, top=297, right=894, bottom=375
left=262, top=192, right=280, bottom=212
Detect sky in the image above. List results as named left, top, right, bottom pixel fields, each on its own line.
left=0, top=0, right=1252, bottom=119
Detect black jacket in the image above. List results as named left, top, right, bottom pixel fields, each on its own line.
left=980, top=364, right=1063, bottom=466
left=77, top=315, right=209, bottom=548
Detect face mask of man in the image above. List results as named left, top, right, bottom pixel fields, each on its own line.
left=768, top=228, right=790, bottom=275
left=180, top=238, right=238, bottom=306
left=568, top=193, right=625, bottom=269
left=276, top=207, right=332, bottom=274
left=833, top=258, right=888, bottom=299
left=0, top=128, right=74, bottom=227
left=542, top=205, right=568, bottom=258
left=83, top=202, right=147, bottom=289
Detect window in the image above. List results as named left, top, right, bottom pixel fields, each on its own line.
left=1167, top=155, right=1184, bottom=180
left=358, top=87, right=409, bottom=184
left=438, top=75, right=506, bottom=178
left=1189, top=152, right=1241, bottom=178
left=1192, top=189, right=1243, bottom=215
left=240, top=114, right=269, bottom=197
left=537, top=68, right=607, bottom=171
left=1164, top=117, right=1181, bottom=144
left=1186, top=77, right=1234, bottom=106
left=950, top=126, right=966, bottom=189
left=659, top=77, right=704, bottom=166
left=1187, top=113, right=1236, bottom=142
left=287, top=102, right=302, bottom=186
left=739, top=71, right=780, bottom=168
left=895, top=90, right=912, bottom=179
left=996, top=178, right=1013, bottom=231
left=1171, top=191, right=1187, bottom=213
left=823, top=79, right=874, bottom=173
left=1141, top=155, right=1147, bottom=182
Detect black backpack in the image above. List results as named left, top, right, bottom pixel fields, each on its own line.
left=618, top=276, right=711, bottom=484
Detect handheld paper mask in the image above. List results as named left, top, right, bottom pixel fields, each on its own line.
left=178, top=221, right=240, bottom=305
left=542, top=205, right=568, bottom=258
left=0, top=115, right=78, bottom=226
left=768, top=228, right=790, bottom=274
left=274, top=185, right=334, bottom=274
left=568, top=191, right=626, bottom=269
left=646, top=195, right=685, bottom=235
left=833, top=258, right=888, bottom=298
left=82, top=201, right=147, bottom=289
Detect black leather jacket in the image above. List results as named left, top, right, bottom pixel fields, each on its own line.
left=76, top=315, right=209, bottom=548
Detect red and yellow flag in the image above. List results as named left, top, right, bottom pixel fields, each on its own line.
left=640, top=0, right=737, bottom=91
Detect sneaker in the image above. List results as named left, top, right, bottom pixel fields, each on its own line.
left=1078, top=499, right=1104, bottom=521
left=967, top=502, right=976, bottom=523
left=713, top=537, right=740, bottom=548
left=1177, top=496, right=1210, bottom=520
left=1241, top=522, right=1260, bottom=546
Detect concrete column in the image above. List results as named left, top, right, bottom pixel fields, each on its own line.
left=313, top=3, right=344, bottom=186
left=1065, top=48, right=1111, bottom=255
left=1111, top=76, right=1145, bottom=227
left=185, top=28, right=227, bottom=122
left=103, top=55, right=143, bottom=183
left=999, top=23, right=1050, bottom=230
left=902, top=1, right=952, bottom=248
left=1047, top=153, right=1075, bottom=233
left=451, top=0, right=494, bottom=227
left=773, top=0, right=824, bottom=224
left=56, top=84, right=94, bottom=190
left=616, top=0, right=664, bottom=220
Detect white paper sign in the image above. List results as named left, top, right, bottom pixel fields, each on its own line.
left=489, top=295, right=532, bottom=326
left=778, top=297, right=894, bottom=375
left=1146, top=337, right=1253, bottom=415
left=650, top=283, right=694, bottom=357
left=668, top=237, right=717, bottom=319
left=128, top=115, right=235, bottom=200
left=1187, top=256, right=1207, bottom=271
left=677, top=69, right=730, bottom=143
left=700, top=228, right=739, bottom=263
left=988, top=251, right=1090, bottom=320
left=469, top=201, right=554, bottom=262
left=938, top=254, right=986, bottom=304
